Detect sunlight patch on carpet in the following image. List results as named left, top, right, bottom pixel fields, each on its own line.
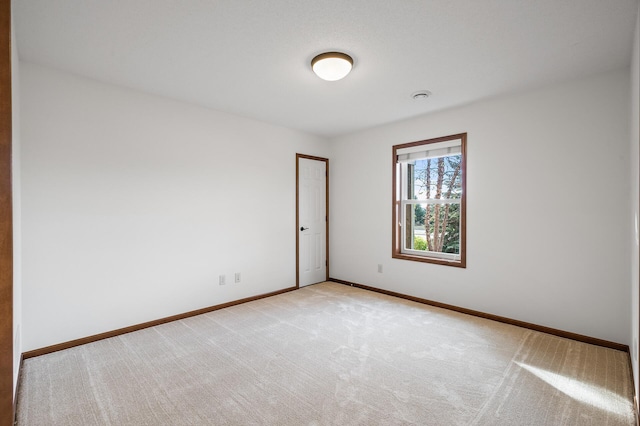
left=516, top=361, right=631, bottom=417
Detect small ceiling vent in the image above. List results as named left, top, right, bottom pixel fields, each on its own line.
left=412, top=90, right=432, bottom=100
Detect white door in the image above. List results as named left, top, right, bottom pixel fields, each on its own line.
left=298, top=156, right=327, bottom=287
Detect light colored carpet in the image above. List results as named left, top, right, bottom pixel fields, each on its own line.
left=16, top=282, right=636, bottom=425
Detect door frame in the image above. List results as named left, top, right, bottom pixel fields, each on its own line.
left=0, top=0, right=12, bottom=423
left=296, top=154, right=329, bottom=288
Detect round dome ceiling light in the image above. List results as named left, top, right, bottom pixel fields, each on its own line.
left=311, top=52, right=353, bottom=81
left=412, top=90, right=432, bottom=100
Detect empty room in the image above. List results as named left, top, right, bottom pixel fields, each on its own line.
left=2, top=0, right=640, bottom=424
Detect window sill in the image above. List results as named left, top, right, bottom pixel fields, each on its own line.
left=392, top=252, right=466, bottom=268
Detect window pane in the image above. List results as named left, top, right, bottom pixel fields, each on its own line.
left=412, top=155, right=462, bottom=201
left=405, top=202, right=460, bottom=255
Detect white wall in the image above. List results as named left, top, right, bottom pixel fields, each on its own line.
left=20, top=62, right=329, bottom=351
left=19, top=60, right=633, bottom=352
left=630, top=2, right=640, bottom=401
left=11, top=16, right=22, bottom=397
left=330, top=69, right=631, bottom=345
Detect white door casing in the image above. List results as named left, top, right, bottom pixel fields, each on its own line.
left=297, top=156, right=327, bottom=287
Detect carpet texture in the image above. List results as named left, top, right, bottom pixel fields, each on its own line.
left=16, top=282, right=636, bottom=425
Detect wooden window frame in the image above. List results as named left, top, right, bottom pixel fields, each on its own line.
left=392, top=133, right=467, bottom=268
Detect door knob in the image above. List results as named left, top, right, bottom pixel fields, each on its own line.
left=300, top=226, right=309, bottom=231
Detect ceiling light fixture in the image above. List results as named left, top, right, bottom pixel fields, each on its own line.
left=311, top=52, right=353, bottom=81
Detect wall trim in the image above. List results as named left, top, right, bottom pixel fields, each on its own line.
left=23, top=286, right=297, bottom=359
left=329, top=277, right=629, bottom=352
left=0, top=0, right=12, bottom=423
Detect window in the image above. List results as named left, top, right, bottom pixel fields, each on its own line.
left=392, top=133, right=466, bottom=268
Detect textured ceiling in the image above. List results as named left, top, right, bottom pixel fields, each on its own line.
left=13, top=0, right=639, bottom=137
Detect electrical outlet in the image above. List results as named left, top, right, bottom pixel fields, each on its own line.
left=235, top=272, right=241, bottom=283
left=377, top=264, right=383, bottom=273
left=219, top=275, right=226, bottom=285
